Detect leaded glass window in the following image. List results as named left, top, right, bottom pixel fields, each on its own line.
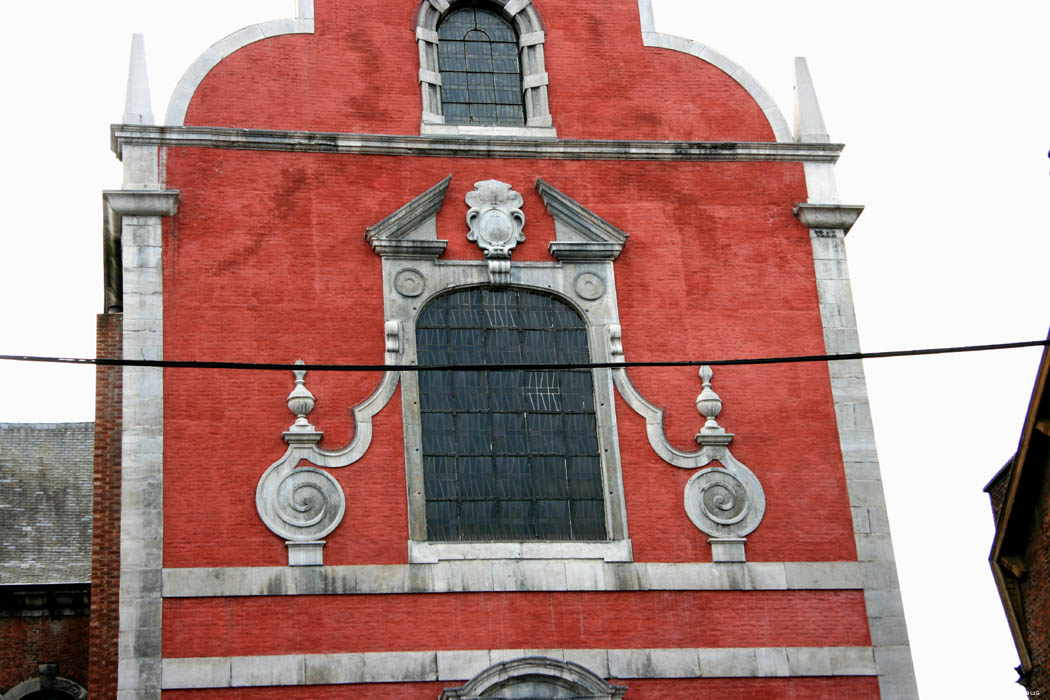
left=437, top=7, right=525, bottom=126
left=417, top=288, right=607, bottom=541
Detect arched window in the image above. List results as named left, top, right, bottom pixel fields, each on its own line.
left=416, top=0, right=555, bottom=137
left=417, top=288, right=607, bottom=541
left=437, top=7, right=525, bottom=126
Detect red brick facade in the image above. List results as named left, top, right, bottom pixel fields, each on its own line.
left=90, top=313, right=122, bottom=700
left=102, top=1, right=915, bottom=697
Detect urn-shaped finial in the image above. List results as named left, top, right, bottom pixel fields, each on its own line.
left=286, top=359, right=316, bottom=431
left=695, top=365, right=725, bottom=435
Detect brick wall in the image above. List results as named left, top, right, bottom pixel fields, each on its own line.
left=89, top=312, right=122, bottom=699
left=0, top=614, right=89, bottom=692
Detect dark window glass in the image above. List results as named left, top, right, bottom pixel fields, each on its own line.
left=438, top=7, right=525, bottom=126
left=418, top=288, right=607, bottom=541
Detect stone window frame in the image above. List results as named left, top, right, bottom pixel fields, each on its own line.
left=366, top=177, right=631, bottom=563
left=416, top=0, right=556, bottom=138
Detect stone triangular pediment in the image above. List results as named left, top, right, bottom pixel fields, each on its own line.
left=536, top=178, right=628, bottom=261
left=365, top=175, right=450, bottom=258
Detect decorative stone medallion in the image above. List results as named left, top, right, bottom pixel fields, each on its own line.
left=574, top=271, right=605, bottom=300
left=465, top=180, right=525, bottom=261
left=394, top=268, right=426, bottom=297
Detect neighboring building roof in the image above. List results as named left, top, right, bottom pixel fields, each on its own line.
left=0, top=423, right=93, bottom=585
left=986, top=334, right=1050, bottom=678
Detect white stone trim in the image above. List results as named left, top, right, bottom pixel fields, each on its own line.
left=108, top=190, right=179, bottom=700
left=164, top=17, right=315, bottom=126
left=409, top=540, right=634, bottom=563
left=112, top=125, right=844, bottom=163
left=161, top=646, right=877, bottom=688
left=419, top=123, right=558, bottom=139
left=636, top=1, right=792, bottom=142
left=161, top=561, right=862, bottom=597
left=805, top=227, right=919, bottom=698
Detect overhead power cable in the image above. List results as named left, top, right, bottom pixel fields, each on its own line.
left=0, top=339, right=1046, bottom=372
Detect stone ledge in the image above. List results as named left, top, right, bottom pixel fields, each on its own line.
left=162, top=646, right=876, bottom=689
left=111, top=124, right=844, bottom=163
left=161, top=560, right=863, bottom=598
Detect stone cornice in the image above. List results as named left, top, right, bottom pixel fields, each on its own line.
left=111, top=124, right=844, bottom=163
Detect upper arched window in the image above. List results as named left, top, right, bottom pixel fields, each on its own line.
left=438, top=8, right=525, bottom=126
left=416, top=0, right=555, bottom=137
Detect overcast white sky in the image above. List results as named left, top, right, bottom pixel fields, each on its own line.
left=1, top=1, right=1047, bottom=697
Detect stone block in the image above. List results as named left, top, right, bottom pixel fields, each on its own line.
left=324, top=566, right=358, bottom=594
left=746, top=563, right=788, bottom=589
left=865, top=588, right=906, bottom=619
left=861, top=561, right=901, bottom=591
left=699, top=648, right=757, bottom=677
left=118, top=596, right=161, bottom=631
left=755, top=647, right=790, bottom=677
left=446, top=560, right=494, bottom=592
left=163, top=657, right=230, bottom=689
left=488, top=648, right=529, bottom=665
left=607, top=649, right=653, bottom=678
left=784, top=562, right=862, bottom=589
left=813, top=258, right=849, bottom=281
left=645, top=563, right=692, bottom=589
left=787, top=647, right=831, bottom=676
left=232, top=655, right=304, bottom=686
left=869, top=616, right=911, bottom=646
left=649, top=648, right=701, bottom=678
left=855, top=533, right=895, bottom=562
left=437, top=649, right=491, bottom=681
left=117, top=657, right=162, bottom=690
left=851, top=506, right=871, bottom=534
left=847, top=479, right=887, bottom=508
left=564, top=560, right=604, bottom=590
left=867, top=505, right=891, bottom=534
left=291, top=565, right=326, bottom=593
left=843, top=460, right=882, bottom=480
left=828, top=647, right=877, bottom=675
left=355, top=565, right=408, bottom=593
left=603, top=563, right=647, bottom=590
left=362, top=651, right=436, bottom=683
left=304, top=653, right=364, bottom=685
left=250, top=567, right=293, bottom=596
left=494, top=560, right=566, bottom=591
left=561, top=649, right=609, bottom=677
left=874, top=646, right=919, bottom=699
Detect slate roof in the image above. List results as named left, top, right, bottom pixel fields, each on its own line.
left=0, top=423, right=93, bottom=585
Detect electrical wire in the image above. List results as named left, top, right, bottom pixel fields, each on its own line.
left=0, top=339, right=1046, bottom=372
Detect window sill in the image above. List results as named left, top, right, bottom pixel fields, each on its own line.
left=408, top=539, right=633, bottom=564
left=420, top=122, right=558, bottom=139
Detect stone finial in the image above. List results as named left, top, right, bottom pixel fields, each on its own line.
left=286, top=359, right=317, bottom=432
left=123, top=34, right=155, bottom=125
left=793, top=57, right=829, bottom=144
left=695, top=365, right=726, bottom=439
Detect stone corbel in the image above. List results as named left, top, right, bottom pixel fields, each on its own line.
left=609, top=326, right=766, bottom=561
left=794, top=203, right=864, bottom=235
